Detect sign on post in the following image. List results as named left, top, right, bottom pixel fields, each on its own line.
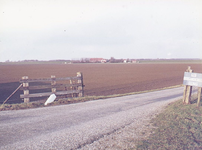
left=183, top=71, right=202, bottom=107
left=183, top=72, right=202, bottom=87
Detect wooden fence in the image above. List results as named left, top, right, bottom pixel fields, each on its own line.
left=19, top=72, right=84, bottom=103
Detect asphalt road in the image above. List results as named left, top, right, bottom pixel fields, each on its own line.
left=0, top=87, right=185, bottom=149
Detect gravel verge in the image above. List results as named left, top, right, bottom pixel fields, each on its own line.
left=79, top=99, right=176, bottom=150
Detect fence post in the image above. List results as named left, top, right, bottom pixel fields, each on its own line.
left=22, top=76, right=30, bottom=103
left=183, top=66, right=193, bottom=104
left=182, top=85, right=187, bottom=103
left=77, top=72, right=84, bottom=97
left=51, top=75, right=56, bottom=93
left=197, top=87, right=202, bottom=107
left=70, top=79, right=74, bottom=97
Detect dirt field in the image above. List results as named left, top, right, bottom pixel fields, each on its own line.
left=0, top=63, right=202, bottom=104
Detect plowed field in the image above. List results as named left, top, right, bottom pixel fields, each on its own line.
left=1, top=63, right=202, bottom=104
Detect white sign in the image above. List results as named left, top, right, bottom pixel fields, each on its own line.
left=183, top=72, right=202, bottom=87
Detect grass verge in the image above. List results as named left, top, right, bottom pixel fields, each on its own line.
left=135, top=95, right=202, bottom=149
left=0, top=84, right=182, bottom=111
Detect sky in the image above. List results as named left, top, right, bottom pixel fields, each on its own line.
left=0, top=0, right=202, bottom=62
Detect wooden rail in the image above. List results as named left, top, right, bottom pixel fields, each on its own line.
left=20, top=72, right=84, bottom=103
left=3, top=84, right=23, bottom=104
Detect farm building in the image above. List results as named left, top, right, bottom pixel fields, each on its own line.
left=132, top=60, right=138, bottom=63
left=89, top=58, right=106, bottom=63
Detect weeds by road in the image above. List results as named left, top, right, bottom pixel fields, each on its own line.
left=136, top=95, right=202, bottom=149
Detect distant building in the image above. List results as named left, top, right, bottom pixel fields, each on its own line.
left=132, top=60, right=136, bottom=63
left=101, top=59, right=107, bottom=63
left=132, top=59, right=139, bottom=63
left=89, top=58, right=106, bottom=63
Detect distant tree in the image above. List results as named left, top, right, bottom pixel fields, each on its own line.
left=84, top=58, right=90, bottom=63
left=110, top=57, right=124, bottom=63
left=110, top=57, right=115, bottom=63
left=127, top=58, right=131, bottom=63
left=80, top=58, right=84, bottom=63
left=80, top=58, right=90, bottom=63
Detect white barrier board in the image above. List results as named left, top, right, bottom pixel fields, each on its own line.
left=44, top=94, right=56, bottom=105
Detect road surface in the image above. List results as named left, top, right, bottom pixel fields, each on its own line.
left=0, top=87, right=186, bottom=149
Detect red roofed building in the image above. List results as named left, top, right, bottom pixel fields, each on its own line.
left=89, top=58, right=106, bottom=63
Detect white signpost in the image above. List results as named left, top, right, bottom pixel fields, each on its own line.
left=183, top=72, right=202, bottom=87
left=183, top=68, right=202, bottom=107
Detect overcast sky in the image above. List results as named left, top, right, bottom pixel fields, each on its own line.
left=0, top=0, right=202, bottom=62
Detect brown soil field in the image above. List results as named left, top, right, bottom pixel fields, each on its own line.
left=0, top=63, right=202, bottom=104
